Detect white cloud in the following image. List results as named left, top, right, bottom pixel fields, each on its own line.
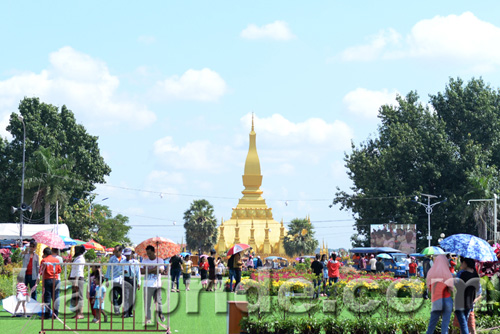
left=240, top=20, right=295, bottom=41
left=137, top=35, right=156, bottom=45
left=339, top=12, right=500, bottom=71
left=340, top=29, right=401, bottom=61
left=153, top=136, right=237, bottom=172
left=0, top=46, right=156, bottom=130
left=241, top=113, right=353, bottom=151
left=153, top=114, right=353, bottom=174
left=0, top=113, right=10, bottom=138
left=155, top=68, right=227, bottom=102
left=147, top=170, right=185, bottom=185
left=343, top=88, right=399, bottom=119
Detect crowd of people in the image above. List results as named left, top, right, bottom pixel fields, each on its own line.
left=12, top=239, right=484, bottom=334
left=15, top=242, right=267, bottom=321
left=310, top=252, right=343, bottom=297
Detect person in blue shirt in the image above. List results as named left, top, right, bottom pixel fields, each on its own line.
left=105, top=245, right=126, bottom=315
left=92, top=275, right=108, bottom=323
left=122, top=248, right=141, bottom=318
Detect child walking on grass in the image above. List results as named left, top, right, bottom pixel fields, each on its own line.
left=13, top=274, right=28, bottom=317
left=216, top=257, right=225, bottom=290
left=92, top=276, right=108, bottom=324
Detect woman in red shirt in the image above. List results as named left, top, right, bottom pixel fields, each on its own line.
left=21, top=241, right=39, bottom=301
left=199, top=256, right=209, bottom=289
left=327, top=253, right=342, bottom=284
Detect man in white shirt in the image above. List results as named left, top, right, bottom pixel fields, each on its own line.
left=69, top=245, right=85, bottom=319
left=369, top=255, right=377, bottom=273
left=141, top=245, right=165, bottom=324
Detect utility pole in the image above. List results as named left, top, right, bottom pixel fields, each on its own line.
left=413, top=194, right=447, bottom=248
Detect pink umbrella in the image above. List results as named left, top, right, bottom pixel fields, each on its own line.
left=227, top=243, right=250, bottom=256
left=31, top=230, right=65, bottom=249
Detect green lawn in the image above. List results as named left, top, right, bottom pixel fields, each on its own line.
left=1, top=277, right=247, bottom=334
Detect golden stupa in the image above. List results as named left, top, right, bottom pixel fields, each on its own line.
left=215, top=116, right=287, bottom=256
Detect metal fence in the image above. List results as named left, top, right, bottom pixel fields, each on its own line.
left=39, top=262, right=171, bottom=333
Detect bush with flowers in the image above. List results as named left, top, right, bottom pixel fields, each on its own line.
left=239, top=266, right=430, bottom=333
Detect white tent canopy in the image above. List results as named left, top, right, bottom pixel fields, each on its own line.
left=0, top=223, right=70, bottom=240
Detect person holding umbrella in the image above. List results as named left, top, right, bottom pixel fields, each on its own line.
left=21, top=240, right=39, bottom=301
left=226, top=244, right=248, bottom=292
left=454, top=257, right=480, bottom=334
left=232, top=252, right=243, bottom=292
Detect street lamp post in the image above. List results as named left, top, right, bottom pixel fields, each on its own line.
left=467, top=194, right=497, bottom=243
left=19, top=115, right=26, bottom=245
left=413, top=193, right=447, bottom=248
left=89, top=197, right=109, bottom=216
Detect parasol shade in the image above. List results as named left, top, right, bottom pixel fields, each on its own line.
left=376, top=253, right=392, bottom=259
left=421, top=246, right=446, bottom=256
left=135, top=237, right=180, bottom=259
left=83, top=239, right=105, bottom=251
left=31, top=231, right=65, bottom=249
left=440, top=234, right=497, bottom=262
left=227, top=243, right=250, bottom=256
left=60, top=235, right=78, bottom=246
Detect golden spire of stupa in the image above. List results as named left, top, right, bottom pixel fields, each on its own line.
left=237, top=114, right=267, bottom=208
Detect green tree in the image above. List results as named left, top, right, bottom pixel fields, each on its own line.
left=62, top=199, right=94, bottom=240
left=62, top=199, right=131, bottom=245
left=2, top=97, right=111, bottom=223
left=335, top=78, right=500, bottom=249
left=24, top=146, right=79, bottom=224
left=183, top=199, right=218, bottom=254
left=283, top=218, right=318, bottom=257
left=92, top=204, right=131, bottom=247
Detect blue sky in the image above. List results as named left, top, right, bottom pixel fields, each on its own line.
left=2, top=1, right=500, bottom=250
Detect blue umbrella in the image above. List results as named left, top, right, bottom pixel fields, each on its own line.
left=61, top=235, right=77, bottom=246
left=440, top=234, right=497, bottom=262
left=180, top=252, right=191, bottom=257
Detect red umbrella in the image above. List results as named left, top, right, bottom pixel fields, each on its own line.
left=83, top=239, right=105, bottom=251
left=31, top=231, right=65, bottom=249
left=105, top=247, right=114, bottom=252
left=135, top=237, right=180, bottom=259
left=227, top=243, right=250, bottom=256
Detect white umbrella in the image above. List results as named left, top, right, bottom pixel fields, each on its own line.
left=2, top=295, right=43, bottom=316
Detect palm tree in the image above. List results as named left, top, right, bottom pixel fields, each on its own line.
left=466, top=172, right=499, bottom=240
left=183, top=199, right=218, bottom=254
left=24, top=147, right=78, bottom=224
left=283, top=217, right=318, bottom=257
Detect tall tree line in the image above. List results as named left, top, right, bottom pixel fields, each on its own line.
left=0, top=97, right=123, bottom=241
left=335, top=78, right=500, bottom=249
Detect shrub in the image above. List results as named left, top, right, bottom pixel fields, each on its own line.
left=84, top=249, right=97, bottom=262
left=399, top=317, right=428, bottom=334
left=295, top=317, right=322, bottom=334
left=323, top=318, right=344, bottom=334
left=10, top=248, right=22, bottom=264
